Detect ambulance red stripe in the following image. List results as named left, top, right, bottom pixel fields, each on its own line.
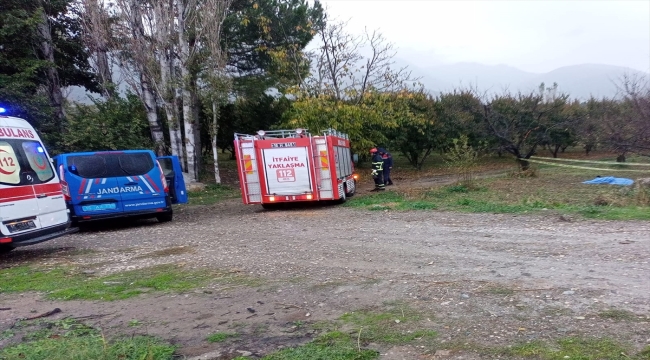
left=0, top=186, right=34, bottom=198
left=33, top=183, right=62, bottom=193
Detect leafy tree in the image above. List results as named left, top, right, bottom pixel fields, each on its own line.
left=385, top=90, right=437, bottom=170
left=223, top=0, right=324, bottom=95
left=482, top=88, right=574, bottom=169
left=61, top=93, right=152, bottom=153
left=0, top=0, right=97, bottom=147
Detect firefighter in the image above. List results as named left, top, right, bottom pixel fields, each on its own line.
left=370, top=147, right=385, bottom=191
left=378, top=147, right=394, bottom=186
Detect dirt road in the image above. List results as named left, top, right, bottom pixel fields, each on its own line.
left=1, top=198, right=649, bottom=359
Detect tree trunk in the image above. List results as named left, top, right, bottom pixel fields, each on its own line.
left=141, top=73, right=165, bottom=155
left=155, top=0, right=182, bottom=162
left=177, top=0, right=198, bottom=182
left=129, top=0, right=164, bottom=155
left=37, top=10, right=66, bottom=131
left=212, top=101, right=221, bottom=184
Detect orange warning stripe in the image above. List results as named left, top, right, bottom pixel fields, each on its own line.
left=320, top=150, right=329, bottom=170
left=244, top=155, right=254, bottom=174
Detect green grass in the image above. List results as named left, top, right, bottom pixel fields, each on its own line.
left=0, top=319, right=176, bottom=360
left=260, top=303, right=436, bottom=360
left=346, top=167, right=650, bottom=220
left=0, top=264, right=258, bottom=301
left=206, top=331, right=239, bottom=343
left=502, top=337, right=647, bottom=360
left=338, top=302, right=437, bottom=345
left=188, top=184, right=241, bottom=206
left=262, top=331, right=378, bottom=360
left=597, top=309, right=643, bottom=321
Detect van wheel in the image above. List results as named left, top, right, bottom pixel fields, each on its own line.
left=0, top=245, right=15, bottom=254
left=156, top=211, right=173, bottom=223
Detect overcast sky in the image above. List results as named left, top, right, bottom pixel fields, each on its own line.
left=312, top=0, right=650, bottom=74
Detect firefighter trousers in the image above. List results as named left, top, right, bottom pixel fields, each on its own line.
left=373, top=173, right=385, bottom=190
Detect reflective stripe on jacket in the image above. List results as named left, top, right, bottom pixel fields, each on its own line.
left=371, top=153, right=384, bottom=171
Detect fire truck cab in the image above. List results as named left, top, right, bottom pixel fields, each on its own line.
left=234, top=128, right=358, bottom=208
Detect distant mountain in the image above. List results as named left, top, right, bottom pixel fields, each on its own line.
left=395, top=60, right=648, bottom=100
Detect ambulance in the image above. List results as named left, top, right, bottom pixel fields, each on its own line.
left=0, top=109, right=78, bottom=253
left=234, top=128, right=358, bottom=209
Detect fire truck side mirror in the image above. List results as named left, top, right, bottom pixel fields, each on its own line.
left=352, top=154, right=359, bottom=163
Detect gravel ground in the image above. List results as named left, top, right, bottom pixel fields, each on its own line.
left=1, top=196, right=649, bottom=359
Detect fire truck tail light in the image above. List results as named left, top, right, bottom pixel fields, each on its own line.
left=0, top=237, right=12, bottom=244
left=306, top=194, right=313, bottom=200
left=269, top=196, right=275, bottom=202
left=353, top=174, right=359, bottom=180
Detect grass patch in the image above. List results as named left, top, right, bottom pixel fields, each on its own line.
left=0, top=318, right=175, bottom=360
left=262, top=331, right=378, bottom=360
left=339, top=302, right=437, bottom=345
left=188, top=184, right=240, bottom=206
left=206, top=331, right=239, bottom=343
left=597, top=309, right=640, bottom=321
left=0, top=264, right=258, bottom=301
left=502, top=337, right=642, bottom=360
left=347, top=164, right=650, bottom=220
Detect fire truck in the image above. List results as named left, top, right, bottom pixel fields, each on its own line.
left=234, top=128, right=358, bottom=209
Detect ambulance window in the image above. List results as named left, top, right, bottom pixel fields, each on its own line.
left=0, top=141, right=21, bottom=185
left=118, top=153, right=153, bottom=176
left=22, top=141, right=54, bottom=182
left=69, top=156, right=108, bottom=178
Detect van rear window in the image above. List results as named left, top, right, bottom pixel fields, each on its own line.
left=0, top=139, right=54, bottom=186
left=68, top=153, right=154, bottom=179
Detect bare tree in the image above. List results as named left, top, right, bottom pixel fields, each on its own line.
left=152, top=0, right=184, bottom=167
left=36, top=3, right=67, bottom=130
left=111, top=0, right=166, bottom=155
left=78, top=0, right=115, bottom=99
left=305, top=19, right=419, bottom=103
left=198, top=0, right=232, bottom=184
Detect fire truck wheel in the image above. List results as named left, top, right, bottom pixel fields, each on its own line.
left=337, top=187, right=347, bottom=204
left=346, top=183, right=356, bottom=197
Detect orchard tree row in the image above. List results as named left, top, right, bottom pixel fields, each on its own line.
left=1, top=0, right=648, bottom=184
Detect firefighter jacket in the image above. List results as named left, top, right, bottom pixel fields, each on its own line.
left=381, top=152, right=393, bottom=168
left=371, top=153, right=384, bottom=175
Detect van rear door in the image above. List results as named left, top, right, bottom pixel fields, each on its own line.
left=66, top=154, right=124, bottom=216
left=114, top=151, right=168, bottom=211
left=157, top=155, right=188, bottom=204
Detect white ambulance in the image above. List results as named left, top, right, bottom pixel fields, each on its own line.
left=0, top=109, right=78, bottom=253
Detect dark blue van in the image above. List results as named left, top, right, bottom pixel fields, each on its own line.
left=52, top=150, right=187, bottom=224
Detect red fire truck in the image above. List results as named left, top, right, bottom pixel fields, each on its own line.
left=234, top=128, right=358, bottom=208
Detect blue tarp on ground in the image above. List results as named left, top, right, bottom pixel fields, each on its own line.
left=582, top=176, right=634, bottom=186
